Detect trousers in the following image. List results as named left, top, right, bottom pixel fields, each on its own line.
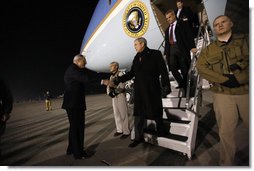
left=112, top=93, right=130, bottom=135
left=66, top=108, right=85, bottom=158
left=213, top=93, right=249, bottom=165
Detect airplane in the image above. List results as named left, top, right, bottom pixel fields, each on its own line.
left=80, top=0, right=231, bottom=73
left=80, top=0, right=248, bottom=73
left=79, top=0, right=249, bottom=160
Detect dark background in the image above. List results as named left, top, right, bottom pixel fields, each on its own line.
left=0, top=0, right=110, bottom=102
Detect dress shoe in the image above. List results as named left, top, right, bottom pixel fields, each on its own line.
left=120, top=134, right=130, bottom=139
left=128, top=140, right=141, bottom=148
left=74, top=151, right=89, bottom=160
left=82, top=150, right=89, bottom=158
left=74, top=156, right=86, bottom=160
left=157, top=132, right=167, bottom=137
left=66, top=151, right=72, bottom=155
left=113, top=132, right=123, bottom=136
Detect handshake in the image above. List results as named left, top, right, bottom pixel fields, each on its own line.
left=101, top=76, right=120, bottom=87
left=101, top=77, right=121, bottom=98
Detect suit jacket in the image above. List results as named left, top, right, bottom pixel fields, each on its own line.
left=62, top=63, right=88, bottom=110
left=176, top=6, right=199, bottom=36
left=119, top=47, right=171, bottom=119
left=164, top=20, right=196, bottom=64
left=176, top=6, right=194, bottom=24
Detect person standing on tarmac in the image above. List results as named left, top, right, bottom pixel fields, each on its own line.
left=44, top=91, right=52, bottom=111
left=196, top=15, right=249, bottom=166
left=62, top=54, right=89, bottom=160
left=102, top=62, right=130, bottom=139
left=0, top=76, right=13, bottom=160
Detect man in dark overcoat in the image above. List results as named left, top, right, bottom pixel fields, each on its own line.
left=164, top=9, right=197, bottom=89
left=62, top=54, right=88, bottom=160
left=114, top=37, right=171, bottom=148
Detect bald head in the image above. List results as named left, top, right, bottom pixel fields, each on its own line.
left=73, top=54, right=87, bottom=69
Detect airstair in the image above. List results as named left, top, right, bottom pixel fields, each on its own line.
left=127, top=18, right=212, bottom=159
left=142, top=51, right=202, bottom=160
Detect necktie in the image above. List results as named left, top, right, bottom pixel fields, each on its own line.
left=169, top=24, right=174, bottom=45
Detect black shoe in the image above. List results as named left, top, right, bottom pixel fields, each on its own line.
left=114, top=132, right=123, bottom=136
left=128, top=140, right=141, bottom=148
left=82, top=150, right=89, bottom=158
left=157, top=132, right=167, bottom=137
left=74, top=151, right=89, bottom=160
left=74, top=156, right=86, bottom=160
left=66, top=151, right=72, bottom=155
left=120, top=134, right=130, bottom=139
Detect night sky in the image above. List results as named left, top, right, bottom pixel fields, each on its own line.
left=0, top=0, right=109, bottom=101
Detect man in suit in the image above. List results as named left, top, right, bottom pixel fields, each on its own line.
left=164, top=9, right=197, bottom=90
left=114, top=37, right=171, bottom=148
left=175, top=0, right=199, bottom=37
left=0, top=76, right=13, bottom=160
left=62, top=54, right=88, bottom=160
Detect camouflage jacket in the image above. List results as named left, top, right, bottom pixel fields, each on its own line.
left=196, top=34, right=249, bottom=95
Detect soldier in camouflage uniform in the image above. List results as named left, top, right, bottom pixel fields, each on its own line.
left=196, top=15, right=249, bottom=166
left=103, top=62, right=130, bottom=139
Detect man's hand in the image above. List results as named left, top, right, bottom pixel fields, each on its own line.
left=1, top=114, right=10, bottom=122
left=101, top=79, right=109, bottom=86
left=229, top=64, right=241, bottom=71
left=101, top=79, right=116, bottom=88
left=191, top=48, right=198, bottom=54
left=161, top=86, right=172, bottom=98
left=220, top=74, right=240, bottom=88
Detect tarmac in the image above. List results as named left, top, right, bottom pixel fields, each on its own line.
left=0, top=90, right=249, bottom=167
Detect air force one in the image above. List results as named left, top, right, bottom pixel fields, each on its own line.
left=79, top=0, right=248, bottom=160
left=80, top=0, right=230, bottom=73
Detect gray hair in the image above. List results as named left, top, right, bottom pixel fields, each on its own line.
left=73, top=54, right=85, bottom=63
left=110, top=61, right=119, bottom=68
left=135, top=37, right=147, bottom=47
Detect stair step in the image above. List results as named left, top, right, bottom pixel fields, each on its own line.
left=169, top=122, right=190, bottom=136
left=163, top=108, right=189, bottom=120
left=164, top=119, right=190, bottom=124
left=157, top=137, right=189, bottom=154
left=143, top=129, right=188, bottom=142
left=162, top=97, right=186, bottom=109
left=167, top=89, right=185, bottom=97
left=146, top=119, right=191, bottom=137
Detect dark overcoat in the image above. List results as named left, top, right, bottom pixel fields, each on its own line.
left=62, top=63, right=87, bottom=110
left=119, top=47, right=170, bottom=119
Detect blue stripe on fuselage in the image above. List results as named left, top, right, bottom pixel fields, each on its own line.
left=80, top=0, right=119, bottom=52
